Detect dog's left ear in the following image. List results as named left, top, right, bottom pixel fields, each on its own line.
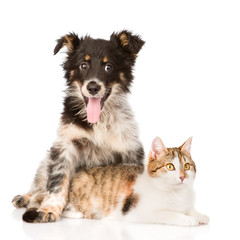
left=54, top=32, right=80, bottom=55
left=110, top=30, right=145, bottom=55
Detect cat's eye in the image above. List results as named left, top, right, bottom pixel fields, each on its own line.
left=166, top=163, right=175, bottom=171
left=184, top=163, right=190, bottom=170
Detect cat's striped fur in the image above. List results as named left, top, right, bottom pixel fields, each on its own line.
left=67, top=165, right=143, bottom=219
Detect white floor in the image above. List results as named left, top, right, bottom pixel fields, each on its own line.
left=2, top=205, right=237, bottom=240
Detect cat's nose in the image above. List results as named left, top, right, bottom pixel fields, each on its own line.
left=179, top=176, right=185, bottom=182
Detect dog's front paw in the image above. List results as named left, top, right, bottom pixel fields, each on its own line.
left=12, top=195, right=29, bottom=208
left=23, top=208, right=60, bottom=223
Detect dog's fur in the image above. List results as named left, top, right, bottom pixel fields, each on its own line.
left=12, top=30, right=145, bottom=223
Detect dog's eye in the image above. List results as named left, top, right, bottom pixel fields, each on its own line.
left=80, top=62, right=88, bottom=71
left=105, top=64, right=113, bottom=73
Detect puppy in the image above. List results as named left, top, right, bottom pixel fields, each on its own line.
left=12, top=30, right=145, bottom=223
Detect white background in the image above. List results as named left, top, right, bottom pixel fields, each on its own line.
left=0, top=0, right=240, bottom=239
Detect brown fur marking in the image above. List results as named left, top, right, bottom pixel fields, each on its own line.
left=64, top=35, right=74, bottom=51
left=119, top=33, right=128, bottom=46
left=103, top=56, right=108, bottom=63
left=148, top=147, right=196, bottom=178
left=68, top=165, right=142, bottom=219
left=85, top=54, right=91, bottom=61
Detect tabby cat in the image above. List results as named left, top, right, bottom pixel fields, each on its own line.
left=63, top=137, right=209, bottom=226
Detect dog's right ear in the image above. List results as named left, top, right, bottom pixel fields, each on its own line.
left=54, top=33, right=80, bottom=55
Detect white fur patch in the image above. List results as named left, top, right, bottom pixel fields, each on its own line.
left=62, top=210, right=83, bottom=219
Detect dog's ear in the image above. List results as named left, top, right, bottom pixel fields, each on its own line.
left=54, top=32, right=80, bottom=55
left=110, top=30, right=145, bottom=55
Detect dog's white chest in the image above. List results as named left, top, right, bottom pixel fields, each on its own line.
left=92, top=119, right=138, bottom=152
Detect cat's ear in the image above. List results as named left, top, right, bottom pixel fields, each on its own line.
left=180, top=137, right=192, bottom=156
left=54, top=32, right=80, bottom=55
left=110, top=30, right=145, bottom=55
left=151, top=137, right=167, bottom=157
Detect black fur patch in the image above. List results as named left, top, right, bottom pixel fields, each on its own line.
left=134, top=146, right=145, bottom=165
left=61, top=96, right=93, bottom=130
left=47, top=173, right=65, bottom=193
left=112, top=152, right=123, bottom=165
left=123, top=146, right=145, bottom=166
left=47, top=159, right=67, bottom=193
left=22, top=208, right=39, bottom=223
left=122, top=194, right=138, bottom=215
left=72, top=138, right=92, bottom=151
left=50, top=146, right=63, bottom=161
left=22, top=208, right=56, bottom=223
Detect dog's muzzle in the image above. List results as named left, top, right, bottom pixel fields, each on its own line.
left=83, top=81, right=111, bottom=124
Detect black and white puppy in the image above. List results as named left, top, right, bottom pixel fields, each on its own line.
left=12, top=30, right=145, bottom=223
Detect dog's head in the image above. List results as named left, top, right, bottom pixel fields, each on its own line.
left=54, top=30, right=145, bottom=124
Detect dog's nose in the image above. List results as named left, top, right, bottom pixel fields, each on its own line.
left=87, top=81, right=101, bottom=96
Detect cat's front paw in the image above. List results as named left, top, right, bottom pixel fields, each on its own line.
left=181, top=216, right=199, bottom=227
left=195, top=213, right=209, bottom=225
left=23, top=208, right=60, bottom=223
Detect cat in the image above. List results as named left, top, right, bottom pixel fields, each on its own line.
left=62, top=137, right=209, bottom=227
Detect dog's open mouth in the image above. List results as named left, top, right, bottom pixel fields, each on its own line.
left=83, top=89, right=111, bottom=124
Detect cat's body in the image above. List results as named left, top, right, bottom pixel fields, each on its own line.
left=63, top=137, right=209, bottom=227
left=65, top=165, right=142, bottom=219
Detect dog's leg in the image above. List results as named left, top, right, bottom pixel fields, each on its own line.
left=22, top=140, right=79, bottom=223
left=12, top=156, right=48, bottom=209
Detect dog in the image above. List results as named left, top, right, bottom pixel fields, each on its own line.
left=12, top=30, right=145, bottom=223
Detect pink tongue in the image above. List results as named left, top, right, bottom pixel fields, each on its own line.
left=87, top=98, right=101, bottom=123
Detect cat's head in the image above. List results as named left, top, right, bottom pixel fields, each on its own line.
left=147, top=137, right=196, bottom=190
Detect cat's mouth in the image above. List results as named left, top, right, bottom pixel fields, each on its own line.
left=175, top=182, right=186, bottom=187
